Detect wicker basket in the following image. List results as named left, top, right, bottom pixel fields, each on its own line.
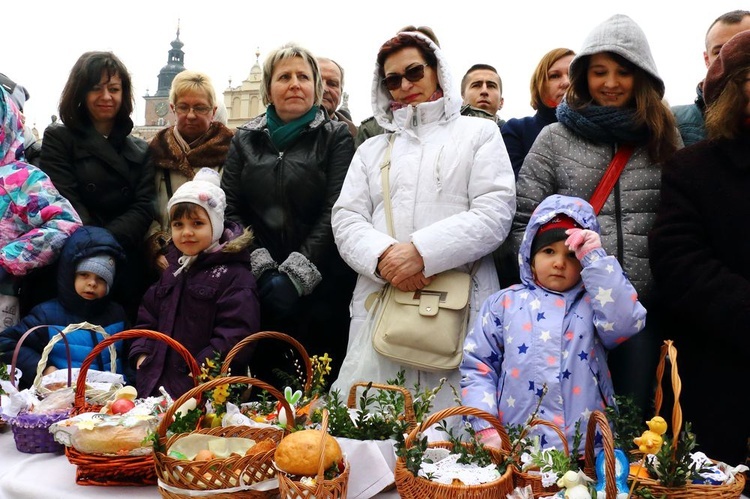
left=513, top=418, right=569, bottom=496
left=276, top=409, right=350, bottom=499
left=6, top=324, right=93, bottom=454
left=64, top=329, right=201, bottom=486
left=155, top=375, right=294, bottom=499
left=583, top=410, right=618, bottom=498
left=394, top=405, right=514, bottom=499
left=627, top=340, right=746, bottom=499
left=345, top=381, right=417, bottom=432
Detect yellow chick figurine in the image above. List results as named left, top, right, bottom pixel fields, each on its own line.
left=633, top=416, right=668, bottom=454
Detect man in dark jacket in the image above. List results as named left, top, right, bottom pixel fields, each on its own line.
left=671, top=9, right=750, bottom=146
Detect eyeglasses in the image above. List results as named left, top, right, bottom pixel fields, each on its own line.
left=174, top=104, right=212, bottom=116
left=382, top=64, right=428, bottom=91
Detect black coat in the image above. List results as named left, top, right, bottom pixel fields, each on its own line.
left=40, top=121, right=154, bottom=252
left=39, top=120, right=155, bottom=321
left=648, top=136, right=750, bottom=466
left=221, top=108, right=356, bottom=383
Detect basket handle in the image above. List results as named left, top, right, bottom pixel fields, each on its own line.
left=652, top=339, right=682, bottom=456
left=346, top=382, right=417, bottom=431
left=156, top=375, right=294, bottom=438
left=519, top=418, right=570, bottom=456
left=9, top=324, right=72, bottom=389
left=74, top=329, right=202, bottom=410
left=584, top=410, right=616, bottom=499
left=33, top=323, right=118, bottom=391
left=221, top=331, right=312, bottom=394
left=404, top=405, right=511, bottom=452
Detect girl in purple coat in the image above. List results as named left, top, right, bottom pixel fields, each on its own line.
left=130, top=168, right=259, bottom=398
left=460, top=195, right=646, bottom=450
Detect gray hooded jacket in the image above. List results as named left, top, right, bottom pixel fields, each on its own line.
left=511, top=14, right=678, bottom=304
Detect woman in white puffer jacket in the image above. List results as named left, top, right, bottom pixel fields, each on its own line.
left=330, top=30, right=516, bottom=411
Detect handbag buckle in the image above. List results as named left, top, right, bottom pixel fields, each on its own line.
left=415, top=290, right=444, bottom=317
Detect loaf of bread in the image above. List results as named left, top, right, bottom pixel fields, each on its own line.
left=71, top=420, right=153, bottom=455
left=50, top=412, right=157, bottom=455
left=274, top=429, right=342, bottom=476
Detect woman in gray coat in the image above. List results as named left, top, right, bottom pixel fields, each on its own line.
left=510, top=14, right=681, bottom=420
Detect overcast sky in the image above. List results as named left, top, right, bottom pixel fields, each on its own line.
left=4, top=1, right=743, bottom=136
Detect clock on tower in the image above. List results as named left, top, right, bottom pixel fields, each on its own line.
left=155, top=102, right=169, bottom=117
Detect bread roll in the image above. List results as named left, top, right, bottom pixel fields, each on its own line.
left=274, top=429, right=342, bottom=476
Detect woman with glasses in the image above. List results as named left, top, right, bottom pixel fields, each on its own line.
left=146, top=71, right=233, bottom=275
left=221, top=43, right=356, bottom=391
left=39, top=51, right=154, bottom=322
left=330, top=30, right=515, bottom=412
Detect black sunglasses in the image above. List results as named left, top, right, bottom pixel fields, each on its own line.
left=382, top=64, right=428, bottom=91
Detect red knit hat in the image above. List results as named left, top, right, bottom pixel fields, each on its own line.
left=531, top=214, right=581, bottom=256
left=703, top=30, right=750, bottom=107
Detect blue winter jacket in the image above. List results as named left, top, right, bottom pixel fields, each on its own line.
left=460, top=195, right=646, bottom=449
left=0, top=226, right=127, bottom=388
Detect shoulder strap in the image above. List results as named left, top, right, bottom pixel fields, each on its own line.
left=378, top=134, right=479, bottom=276
left=379, top=134, right=397, bottom=237
left=589, top=144, right=635, bottom=215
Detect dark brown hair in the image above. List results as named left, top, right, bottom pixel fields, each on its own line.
left=170, top=202, right=206, bottom=222
left=705, top=67, right=750, bottom=140
left=58, top=51, right=134, bottom=133
left=566, top=52, right=678, bottom=163
left=461, top=64, right=502, bottom=96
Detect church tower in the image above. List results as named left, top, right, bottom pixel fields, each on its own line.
left=223, top=48, right=266, bottom=129
left=143, top=24, right=186, bottom=128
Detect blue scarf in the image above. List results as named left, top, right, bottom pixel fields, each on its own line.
left=266, top=105, right=318, bottom=151
left=556, top=100, right=648, bottom=144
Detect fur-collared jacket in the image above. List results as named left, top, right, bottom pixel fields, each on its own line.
left=130, top=222, right=259, bottom=398
left=148, top=122, right=234, bottom=238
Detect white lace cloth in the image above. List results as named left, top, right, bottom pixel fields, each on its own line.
left=417, top=448, right=501, bottom=485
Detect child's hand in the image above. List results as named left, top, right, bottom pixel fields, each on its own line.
left=136, top=354, right=148, bottom=369
left=476, top=428, right=504, bottom=449
left=42, top=365, right=58, bottom=376
left=565, top=228, right=602, bottom=260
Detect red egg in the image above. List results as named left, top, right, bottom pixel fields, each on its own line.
left=110, top=398, right=136, bottom=414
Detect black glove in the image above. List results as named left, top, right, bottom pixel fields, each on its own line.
left=257, top=270, right=300, bottom=317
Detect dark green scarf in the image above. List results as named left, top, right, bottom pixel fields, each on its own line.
left=266, top=105, right=318, bottom=151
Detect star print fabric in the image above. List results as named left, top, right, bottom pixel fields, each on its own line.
left=459, top=194, right=646, bottom=449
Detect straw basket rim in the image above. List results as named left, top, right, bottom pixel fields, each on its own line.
left=154, top=375, right=293, bottom=499
left=627, top=340, right=747, bottom=499
left=276, top=409, right=350, bottom=499
left=65, top=329, right=202, bottom=486
left=513, top=417, right=570, bottom=496
left=394, top=405, right=514, bottom=499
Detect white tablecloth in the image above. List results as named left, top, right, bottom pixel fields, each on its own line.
left=0, top=427, right=400, bottom=498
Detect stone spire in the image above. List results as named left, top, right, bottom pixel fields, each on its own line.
left=155, top=20, right=186, bottom=97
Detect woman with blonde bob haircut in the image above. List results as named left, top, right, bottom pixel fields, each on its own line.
left=146, top=70, right=233, bottom=274
left=222, top=42, right=356, bottom=392
left=649, top=30, right=750, bottom=471
left=259, top=44, right=324, bottom=111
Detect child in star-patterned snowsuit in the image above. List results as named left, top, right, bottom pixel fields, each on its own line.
left=460, top=194, right=646, bottom=450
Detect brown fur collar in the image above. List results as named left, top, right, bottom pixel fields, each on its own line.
left=149, top=122, right=234, bottom=180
